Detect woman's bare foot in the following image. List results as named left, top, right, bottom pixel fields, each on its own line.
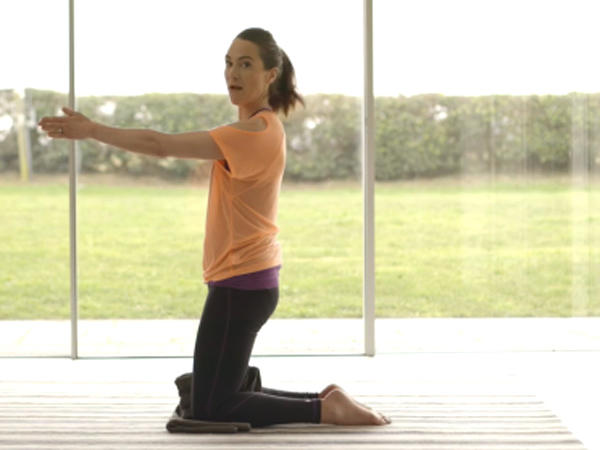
left=319, top=384, right=391, bottom=424
left=321, top=390, right=389, bottom=425
left=319, top=384, right=340, bottom=399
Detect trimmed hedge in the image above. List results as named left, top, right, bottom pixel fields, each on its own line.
left=1, top=89, right=598, bottom=181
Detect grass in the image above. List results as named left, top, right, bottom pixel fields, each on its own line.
left=1, top=175, right=598, bottom=319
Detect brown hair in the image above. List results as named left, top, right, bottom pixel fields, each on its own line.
left=236, top=28, right=304, bottom=117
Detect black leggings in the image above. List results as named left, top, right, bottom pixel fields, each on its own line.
left=191, top=285, right=321, bottom=427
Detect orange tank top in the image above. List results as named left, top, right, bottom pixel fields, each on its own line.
left=203, top=111, right=285, bottom=282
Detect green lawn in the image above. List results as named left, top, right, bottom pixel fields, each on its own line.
left=1, top=176, right=598, bottom=319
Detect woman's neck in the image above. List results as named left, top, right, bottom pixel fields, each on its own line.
left=238, top=103, right=272, bottom=121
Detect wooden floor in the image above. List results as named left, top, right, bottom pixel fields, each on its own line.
left=1, top=353, right=596, bottom=450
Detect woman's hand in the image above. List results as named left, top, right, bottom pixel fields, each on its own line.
left=38, top=106, right=95, bottom=140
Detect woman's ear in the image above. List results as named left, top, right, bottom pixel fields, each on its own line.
left=267, top=67, right=279, bottom=86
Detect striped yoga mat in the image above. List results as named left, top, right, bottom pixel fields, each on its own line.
left=0, top=384, right=585, bottom=449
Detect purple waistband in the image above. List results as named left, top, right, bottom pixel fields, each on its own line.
left=208, top=265, right=281, bottom=290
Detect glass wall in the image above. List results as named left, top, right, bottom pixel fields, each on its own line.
left=0, top=0, right=70, bottom=356
left=9, top=0, right=597, bottom=357
left=75, top=0, right=364, bottom=356
left=374, top=0, right=599, bottom=350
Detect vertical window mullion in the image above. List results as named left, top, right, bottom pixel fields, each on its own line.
left=69, top=0, right=79, bottom=359
left=363, top=0, right=375, bottom=356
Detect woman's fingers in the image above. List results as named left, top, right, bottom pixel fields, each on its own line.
left=38, top=120, right=61, bottom=132
left=47, top=130, right=66, bottom=139
left=38, top=118, right=66, bottom=137
left=39, top=116, right=65, bottom=126
left=42, top=128, right=66, bottom=138
left=38, top=116, right=67, bottom=138
left=38, top=106, right=76, bottom=127
left=38, top=107, right=92, bottom=140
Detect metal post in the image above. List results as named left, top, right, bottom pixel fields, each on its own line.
left=69, top=0, right=79, bottom=359
left=363, top=0, right=376, bottom=356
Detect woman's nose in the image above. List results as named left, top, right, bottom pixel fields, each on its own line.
left=226, top=69, right=237, bottom=83
left=231, top=63, right=243, bottom=76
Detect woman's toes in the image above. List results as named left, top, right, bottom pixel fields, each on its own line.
left=379, top=412, right=392, bottom=424
left=369, top=410, right=387, bottom=425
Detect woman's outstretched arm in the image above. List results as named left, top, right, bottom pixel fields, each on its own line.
left=38, top=106, right=223, bottom=160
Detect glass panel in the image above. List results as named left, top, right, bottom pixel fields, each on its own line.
left=0, top=0, right=70, bottom=356
left=76, top=0, right=363, bottom=356
left=374, top=0, right=600, bottom=352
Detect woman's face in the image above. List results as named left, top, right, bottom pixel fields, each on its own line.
left=225, top=38, right=277, bottom=108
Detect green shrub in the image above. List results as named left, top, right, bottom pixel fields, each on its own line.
left=1, top=89, right=599, bottom=181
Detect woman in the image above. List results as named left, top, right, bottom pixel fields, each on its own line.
left=39, top=27, right=389, bottom=427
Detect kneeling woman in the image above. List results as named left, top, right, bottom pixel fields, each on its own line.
left=39, top=27, right=390, bottom=428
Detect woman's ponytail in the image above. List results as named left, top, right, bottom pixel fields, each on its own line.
left=236, top=28, right=305, bottom=117
left=268, top=48, right=304, bottom=117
